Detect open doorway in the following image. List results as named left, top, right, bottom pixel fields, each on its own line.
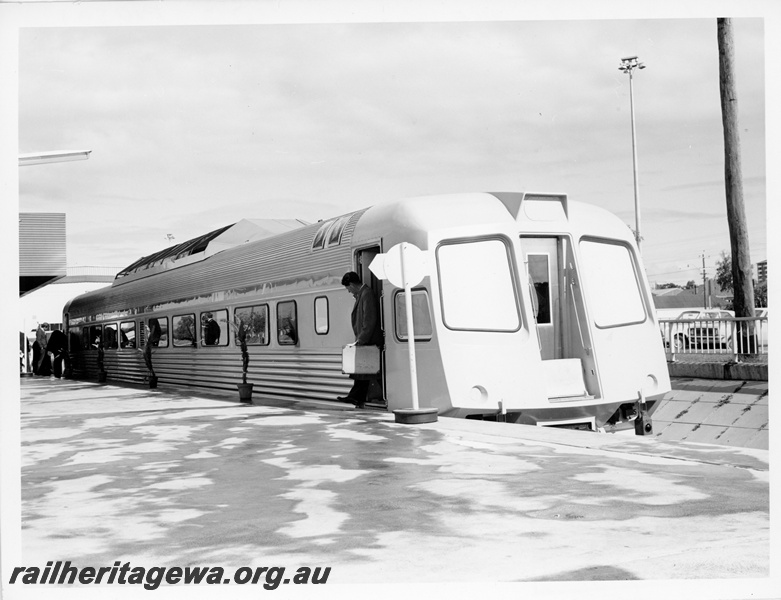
left=355, top=245, right=386, bottom=406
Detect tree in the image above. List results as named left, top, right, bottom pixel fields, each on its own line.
left=715, top=250, right=732, bottom=291
left=754, top=280, right=767, bottom=308
left=685, top=280, right=696, bottom=290
left=715, top=249, right=765, bottom=307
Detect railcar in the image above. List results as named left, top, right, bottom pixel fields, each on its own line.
left=63, top=192, right=670, bottom=431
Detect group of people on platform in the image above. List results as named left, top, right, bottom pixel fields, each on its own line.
left=22, top=325, right=68, bottom=378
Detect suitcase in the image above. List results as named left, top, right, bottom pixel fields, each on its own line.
left=342, top=345, right=380, bottom=374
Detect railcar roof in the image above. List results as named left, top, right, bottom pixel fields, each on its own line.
left=114, top=218, right=309, bottom=283
left=116, top=224, right=232, bottom=278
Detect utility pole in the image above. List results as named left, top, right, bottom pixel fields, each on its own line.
left=717, top=18, right=754, bottom=318
left=702, top=252, right=708, bottom=309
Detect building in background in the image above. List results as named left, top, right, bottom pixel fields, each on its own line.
left=19, top=212, right=67, bottom=297
left=756, top=259, right=767, bottom=285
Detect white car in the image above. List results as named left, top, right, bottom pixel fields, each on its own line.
left=657, top=309, right=734, bottom=352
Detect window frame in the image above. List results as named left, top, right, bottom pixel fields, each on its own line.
left=199, top=309, right=229, bottom=347
left=234, top=304, right=270, bottom=346
left=393, top=288, right=434, bottom=342
left=276, top=300, right=298, bottom=346
left=172, top=313, right=198, bottom=347
left=314, top=296, right=329, bottom=335
left=311, top=215, right=350, bottom=250
left=526, top=252, right=553, bottom=325
left=103, top=322, right=119, bottom=350
left=578, top=237, right=647, bottom=329
left=119, top=321, right=137, bottom=350
left=88, top=324, right=103, bottom=349
left=146, top=316, right=170, bottom=348
left=436, top=236, right=522, bottom=333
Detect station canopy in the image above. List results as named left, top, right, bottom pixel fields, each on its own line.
left=114, top=218, right=308, bottom=284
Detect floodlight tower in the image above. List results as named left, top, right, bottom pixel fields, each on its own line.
left=619, top=56, right=645, bottom=251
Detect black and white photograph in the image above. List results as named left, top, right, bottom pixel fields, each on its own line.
left=3, top=1, right=778, bottom=598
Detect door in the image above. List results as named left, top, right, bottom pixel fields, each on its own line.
left=521, top=237, right=561, bottom=360
left=356, top=246, right=386, bottom=405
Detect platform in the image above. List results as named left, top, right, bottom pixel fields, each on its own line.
left=11, top=376, right=774, bottom=594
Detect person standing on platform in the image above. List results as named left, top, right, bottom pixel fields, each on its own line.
left=338, top=271, right=383, bottom=408
left=143, top=318, right=162, bottom=379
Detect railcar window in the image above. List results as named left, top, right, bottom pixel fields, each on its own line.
left=326, top=215, right=350, bottom=247
left=89, top=325, right=103, bottom=349
left=527, top=254, right=551, bottom=324
left=579, top=239, right=646, bottom=327
left=312, top=216, right=350, bottom=250
left=200, top=309, right=228, bottom=346
left=277, top=301, right=298, bottom=345
left=437, top=238, right=520, bottom=331
left=312, top=221, right=331, bottom=250
left=155, top=317, right=169, bottom=347
left=104, top=323, right=119, bottom=349
left=69, top=330, right=81, bottom=353
left=314, top=297, right=329, bottom=334
left=82, top=327, right=90, bottom=349
left=143, top=317, right=169, bottom=348
left=120, top=321, right=136, bottom=349
left=172, top=314, right=197, bottom=347
left=395, top=289, right=433, bottom=340
left=234, top=305, right=269, bottom=346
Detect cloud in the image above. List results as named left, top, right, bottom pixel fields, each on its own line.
left=16, top=18, right=766, bottom=277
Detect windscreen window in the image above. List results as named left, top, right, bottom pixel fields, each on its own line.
left=579, top=239, right=646, bottom=327
left=437, top=238, right=520, bottom=331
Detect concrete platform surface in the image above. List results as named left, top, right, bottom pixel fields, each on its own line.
left=14, top=377, right=773, bottom=592
left=652, top=378, right=769, bottom=449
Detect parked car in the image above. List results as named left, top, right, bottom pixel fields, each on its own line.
left=657, top=309, right=734, bottom=352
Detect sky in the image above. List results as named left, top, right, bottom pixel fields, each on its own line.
left=7, top=5, right=771, bottom=288
left=2, top=4, right=780, bottom=599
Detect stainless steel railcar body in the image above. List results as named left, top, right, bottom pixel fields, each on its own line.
left=64, top=192, right=670, bottom=430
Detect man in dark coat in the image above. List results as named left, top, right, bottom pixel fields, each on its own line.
left=203, top=313, right=221, bottom=345
left=338, top=271, right=383, bottom=408
left=46, top=330, right=68, bottom=378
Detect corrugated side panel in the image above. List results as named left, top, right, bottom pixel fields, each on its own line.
left=66, top=211, right=364, bottom=320
left=72, top=348, right=351, bottom=400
